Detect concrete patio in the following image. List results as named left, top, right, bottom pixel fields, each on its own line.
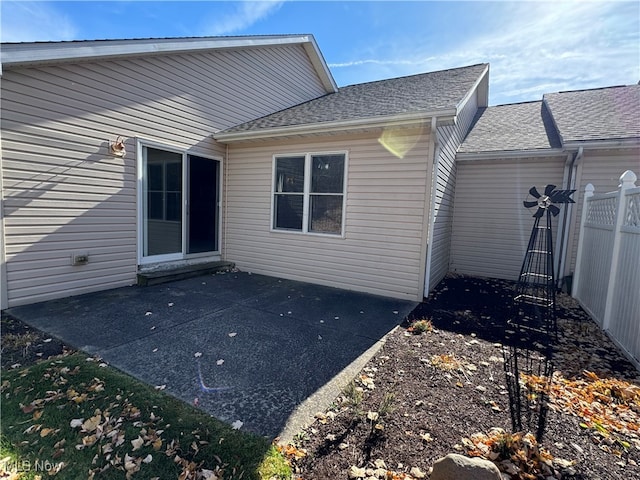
left=7, top=271, right=417, bottom=439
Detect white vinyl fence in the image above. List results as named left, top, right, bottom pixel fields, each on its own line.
left=573, top=170, right=640, bottom=369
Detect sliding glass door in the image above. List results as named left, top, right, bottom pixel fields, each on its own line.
left=141, top=145, right=220, bottom=263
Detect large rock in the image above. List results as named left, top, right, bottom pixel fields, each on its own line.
left=431, top=453, right=501, bottom=480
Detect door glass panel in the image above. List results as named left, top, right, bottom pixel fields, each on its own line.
left=144, top=147, right=182, bottom=257
left=187, top=156, right=219, bottom=254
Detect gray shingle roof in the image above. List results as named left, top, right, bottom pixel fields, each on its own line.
left=543, top=85, right=640, bottom=143
left=458, top=101, right=562, bottom=154
left=219, top=63, right=488, bottom=135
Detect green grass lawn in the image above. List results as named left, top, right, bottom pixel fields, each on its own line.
left=0, top=353, right=291, bottom=479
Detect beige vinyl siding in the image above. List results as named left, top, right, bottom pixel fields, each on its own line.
left=1, top=44, right=328, bottom=306
left=225, top=129, right=431, bottom=300
left=428, top=90, right=479, bottom=291
left=450, top=156, right=566, bottom=280
left=564, top=147, right=640, bottom=276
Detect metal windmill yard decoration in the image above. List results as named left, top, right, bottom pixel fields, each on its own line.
left=513, top=184, right=576, bottom=337
left=503, top=183, right=574, bottom=441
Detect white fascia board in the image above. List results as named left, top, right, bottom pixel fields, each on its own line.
left=214, top=110, right=457, bottom=142
left=1, top=35, right=329, bottom=73
left=562, top=138, right=640, bottom=150
left=456, top=148, right=566, bottom=161
left=301, top=38, right=338, bottom=93
left=455, top=64, right=490, bottom=113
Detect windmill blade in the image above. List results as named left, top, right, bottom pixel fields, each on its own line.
left=549, top=189, right=576, bottom=204
left=549, top=204, right=560, bottom=217
left=523, top=200, right=539, bottom=208
left=529, top=186, right=541, bottom=198
left=544, top=184, right=557, bottom=196
left=533, top=207, right=545, bottom=218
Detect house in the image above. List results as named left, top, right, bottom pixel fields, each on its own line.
left=1, top=34, right=637, bottom=310
left=0, top=35, right=488, bottom=308
left=451, top=85, right=640, bottom=287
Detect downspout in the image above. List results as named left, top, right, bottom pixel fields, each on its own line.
left=423, top=116, right=439, bottom=297
left=223, top=143, right=229, bottom=261
left=556, top=146, right=583, bottom=289
left=0, top=67, right=8, bottom=310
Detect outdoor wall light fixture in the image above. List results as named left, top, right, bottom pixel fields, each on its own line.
left=109, top=136, right=126, bottom=158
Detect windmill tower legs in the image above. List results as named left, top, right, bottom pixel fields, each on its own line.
left=513, top=210, right=557, bottom=340
left=504, top=211, right=557, bottom=441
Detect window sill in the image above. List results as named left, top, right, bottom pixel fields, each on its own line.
left=270, top=228, right=345, bottom=239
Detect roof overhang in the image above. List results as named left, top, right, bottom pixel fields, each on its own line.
left=562, top=138, right=640, bottom=150
left=214, top=110, right=457, bottom=143
left=456, top=148, right=566, bottom=161
left=1, top=34, right=338, bottom=92
left=455, top=64, right=490, bottom=112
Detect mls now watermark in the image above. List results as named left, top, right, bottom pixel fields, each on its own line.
left=0, top=458, right=64, bottom=473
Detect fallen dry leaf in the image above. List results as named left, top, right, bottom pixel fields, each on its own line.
left=131, top=436, right=144, bottom=451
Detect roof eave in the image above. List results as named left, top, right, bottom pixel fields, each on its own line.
left=214, top=110, right=457, bottom=143
left=455, top=64, right=490, bottom=113
left=562, top=138, right=640, bottom=150
left=456, top=148, right=566, bottom=161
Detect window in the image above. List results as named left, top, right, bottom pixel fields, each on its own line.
left=273, top=153, right=346, bottom=235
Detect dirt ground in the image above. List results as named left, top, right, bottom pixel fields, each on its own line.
left=1, top=312, right=71, bottom=370
left=285, top=275, right=640, bottom=480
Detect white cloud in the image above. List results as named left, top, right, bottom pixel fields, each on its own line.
left=465, top=2, right=640, bottom=103
left=202, top=0, right=284, bottom=36
left=331, top=2, right=639, bottom=105
left=1, top=0, right=78, bottom=42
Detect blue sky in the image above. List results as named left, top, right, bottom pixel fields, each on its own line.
left=2, top=1, right=638, bottom=105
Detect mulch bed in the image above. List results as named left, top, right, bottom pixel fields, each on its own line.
left=284, top=275, right=640, bottom=480
left=1, top=312, right=72, bottom=370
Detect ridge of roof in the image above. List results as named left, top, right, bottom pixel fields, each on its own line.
left=548, top=84, right=637, bottom=96
left=483, top=100, right=543, bottom=108
left=339, top=63, right=489, bottom=89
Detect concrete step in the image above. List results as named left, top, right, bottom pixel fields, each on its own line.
left=137, top=261, right=235, bottom=287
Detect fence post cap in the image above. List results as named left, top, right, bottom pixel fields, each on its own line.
left=585, top=183, right=595, bottom=195
left=619, top=170, right=637, bottom=188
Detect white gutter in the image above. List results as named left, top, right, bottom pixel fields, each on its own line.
left=456, top=148, right=565, bottom=161
left=562, top=139, right=640, bottom=150
left=214, top=110, right=457, bottom=143
left=556, top=146, right=583, bottom=288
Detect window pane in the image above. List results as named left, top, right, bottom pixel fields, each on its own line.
left=311, top=155, right=344, bottom=193
left=147, top=192, right=163, bottom=220
left=166, top=192, right=182, bottom=221
left=147, top=163, right=163, bottom=190
left=274, top=194, right=303, bottom=230
left=309, top=195, right=343, bottom=234
left=166, top=161, right=182, bottom=192
left=275, top=157, right=305, bottom=192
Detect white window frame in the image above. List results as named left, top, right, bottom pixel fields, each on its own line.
left=270, top=151, right=348, bottom=238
